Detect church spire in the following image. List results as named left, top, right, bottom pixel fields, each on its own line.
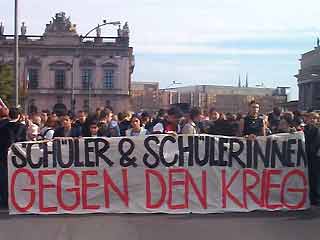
left=238, top=74, right=241, bottom=88
left=245, top=73, right=248, bottom=88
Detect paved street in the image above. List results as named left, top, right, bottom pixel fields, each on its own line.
left=0, top=208, right=319, bottom=240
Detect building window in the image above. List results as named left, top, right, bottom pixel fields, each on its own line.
left=28, top=69, right=39, bottom=89
left=55, top=70, right=65, bottom=89
left=82, top=69, right=92, bottom=89
left=104, top=70, right=114, bottom=89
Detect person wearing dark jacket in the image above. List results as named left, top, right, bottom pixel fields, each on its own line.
left=207, top=112, right=239, bottom=136
left=268, top=107, right=282, bottom=133
left=304, top=112, right=320, bottom=206
left=118, top=112, right=131, bottom=137
left=97, top=109, right=120, bottom=137
left=73, top=110, right=89, bottom=137
left=239, top=100, right=266, bottom=139
left=53, top=115, right=81, bottom=138
left=0, top=107, right=27, bottom=208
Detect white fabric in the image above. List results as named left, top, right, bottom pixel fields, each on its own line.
left=8, top=133, right=309, bottom=215
left=39, top=127, right=55, bottom=140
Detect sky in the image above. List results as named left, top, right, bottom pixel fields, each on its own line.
left=1, top=0, right=320, bottom=100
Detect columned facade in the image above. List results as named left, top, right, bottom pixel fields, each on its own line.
left=0, top=12, right=134, bottom=114
left=295, top=46, right=320, bottom=110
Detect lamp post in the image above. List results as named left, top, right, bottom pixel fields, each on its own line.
left=82, top=20, right=120, bottom=40
left=14, top=0, right=19, bottom=107
left=81, top=20, right=121, bottom=113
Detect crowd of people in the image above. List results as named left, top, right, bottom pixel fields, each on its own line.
left=0, top=100, right=320, bottom=208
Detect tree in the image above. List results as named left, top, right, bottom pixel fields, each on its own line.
left=0, top=64, right=13, bottom=107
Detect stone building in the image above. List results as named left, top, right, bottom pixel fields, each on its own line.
left=295, top=42, right=320, bottom=110
left=0, top=12, right=134, bottom=114
left=130, top=81, right=159, bottom=112
left=163, top=85, right=288, bottom=113
left=129, top=81, right=288, bottom=114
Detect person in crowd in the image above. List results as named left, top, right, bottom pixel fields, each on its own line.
left=98, top=108, right=120, bottom=137
left=268, top=107, right=282, bottom=133
left=219, top=112, right=226, bottom=120
left=152, top=107, right=183, bottom=134
left=203, top=108, right=220, bottom=134
left=276, top=115, right=297, bottom=134
left=0, top=108, right=10, bottom=208
left=27, top=123, right=40, bottom=141
left=39, top=116, right=58, bottom=140
left=118, top=111, right=131, bottom=136
left=181, top=107, right=202, bottom=134
left=126, top=115, right=148, bottom=136
left=0, top=107, right=27, bottom=208
left=74, top=110, right=89, bottom=137
left=148, top=109, right=166, bottom=131
left=236, top=112, right=244, bottom=121
left=239, top=100, right=266, bottom=139
left=141, top=111, right=153, bottom=133
left=202, top=110, right=210, bottom=121
left=26, top=113, right=42, bottom=141
left=7, top=108, right=27, bottom=142
left=32, top=113, right=42, bottom=126
left=304, top=112, right=320, bottom=206
left=88, top=120, right=101, bottom=137
left=0, top=107, right=9, bottom=122
left=18, top=112, right=28, bottom=125
left=261, top=114, right=272, bottom=135
left=292, top=110, right=305, bottom=130
left=209, top=108, right=220, bottom=122
left=53, top=115, right=81, bottom=137
left=95, top=107, right=102, bottom=120
left=40, top=111, right=48, bottom=128
left=283, top=111, right=294, bottom=123
left=156, top=109, right=166, bottom=122
left=112, top=114, right=118, bottom=122
left=223, top=113, right=240, bottom=136
left=207, top=112, right=237, bottom=136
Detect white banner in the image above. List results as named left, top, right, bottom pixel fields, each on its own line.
left=8, top=133, right=309, bottom=215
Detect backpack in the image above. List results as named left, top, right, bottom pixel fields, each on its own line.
left=39, top=127, right=53, bottom=140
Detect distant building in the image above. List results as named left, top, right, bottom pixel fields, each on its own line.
left=295, top=42, right=320, bottom=110
left=0, top=12, right=134, bottom=114
left=130, top=82, right=289, bottom=113
left=162, top=85, right=288, bottom=113
left=130, top=81, right=159, bottom=112
left=282, top=100, right=299, bottom=112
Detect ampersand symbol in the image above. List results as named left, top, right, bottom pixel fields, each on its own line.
left=119, top=138, right=137, bottom=167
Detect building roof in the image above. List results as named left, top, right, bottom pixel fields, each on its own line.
left=168, top=84, right=280, bottom=96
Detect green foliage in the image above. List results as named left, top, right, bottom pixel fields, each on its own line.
left=0, top=64, right=13, bottom=106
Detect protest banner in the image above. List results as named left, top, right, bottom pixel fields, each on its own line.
left=8, top=133, right=309, bottom=215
